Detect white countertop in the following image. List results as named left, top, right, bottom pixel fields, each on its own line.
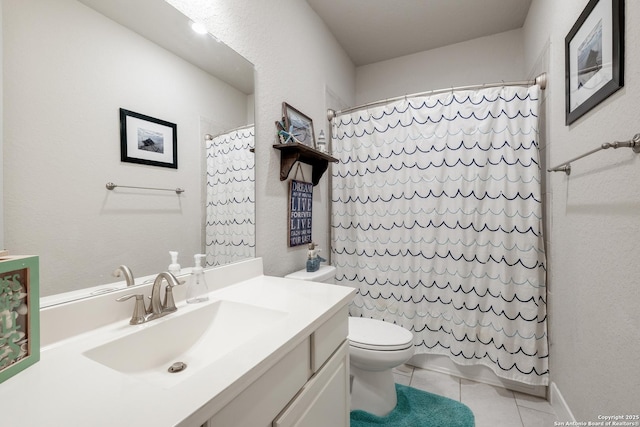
left=0, top=264, right=354, bottom=426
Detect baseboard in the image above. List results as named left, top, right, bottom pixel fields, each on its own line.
left=549, top=382, right=575, bottom=422
left=409, top=354, right=546, bottom=398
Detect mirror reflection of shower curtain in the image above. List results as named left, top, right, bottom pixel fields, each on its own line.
left=331, top=86, right=548, bottom=386
left=205, top=126, right=255, bottom=266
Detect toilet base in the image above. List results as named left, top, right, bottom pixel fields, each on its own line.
left=350, top=364, right=397, bottom=417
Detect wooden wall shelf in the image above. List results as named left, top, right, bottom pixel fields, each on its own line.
left=273, top=143, right=338, bottom=186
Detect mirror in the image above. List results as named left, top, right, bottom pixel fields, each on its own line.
left=2, top=0, right=255, bottom=303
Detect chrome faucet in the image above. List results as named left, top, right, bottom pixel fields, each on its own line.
left=117, top=271, right=183, bottom=325
left=113, top=265, right=135, bottom=287
left=147, top=272, right=182, bottom=321
left=116, top=294, right=147, bottom=325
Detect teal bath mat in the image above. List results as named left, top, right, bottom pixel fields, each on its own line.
left=350, top=383, right=475, bottom=427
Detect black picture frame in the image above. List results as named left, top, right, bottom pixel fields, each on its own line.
left=120, top=108, right=178, bottom=168
left=565, top=0, right=624, bottom=125
left=288, top=179, right=313, bottom=247
left=282, top=102, right=316, bottom=148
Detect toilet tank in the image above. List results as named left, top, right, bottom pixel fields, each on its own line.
left=284, top=265, right=336, bottom=284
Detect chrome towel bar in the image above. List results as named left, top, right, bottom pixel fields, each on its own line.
left=548, top=133, right=640, bottom=175
left=105, top=182, right=185, bottom=194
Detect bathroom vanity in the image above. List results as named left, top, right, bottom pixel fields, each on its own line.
left=0, top=258, right=354, bottom=426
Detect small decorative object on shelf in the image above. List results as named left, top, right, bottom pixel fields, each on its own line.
left=276, top=118, right=297, bottom=144
left=0, top=255, right=40, bottom=384
left=316, top=130, right=327, bottom=153
left=306, top=242, right=326, bottom=272
left=282, top=102, right=316, bottom=148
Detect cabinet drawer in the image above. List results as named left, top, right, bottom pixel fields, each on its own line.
left=311, top=305, right=348, bottom=372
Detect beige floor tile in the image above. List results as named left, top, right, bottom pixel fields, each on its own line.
left=514, top=391, right=556, bottom=415
left=393, top=372, right=412, bottom=386
left=409, top=368, right=461, bottom=401
left=460, top=379, right=523, bottom=427
left=519, top=406, right=559, bottom=427
left=393, top=363, right=414, bottom=377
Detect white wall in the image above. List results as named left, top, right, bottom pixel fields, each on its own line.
left=166, top=0, right=357, bottom=278
left=3, top=0, right=249, bottom=295
left=524, top=0, right=640, bottom=420
left=355, top=29, right=525, bottom=105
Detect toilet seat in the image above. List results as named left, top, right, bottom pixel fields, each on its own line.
left=348, top=317, right=414, bottom=351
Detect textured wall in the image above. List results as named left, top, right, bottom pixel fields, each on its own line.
left=166, top=0, right=357, bottom=278
left=355, top=29, right=525, bottom=105
left=524, top=0, right=640, bottom=419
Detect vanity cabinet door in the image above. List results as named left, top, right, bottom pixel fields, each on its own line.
left=206, top=338, right=311, bottom=427
left=273, top=341, right=349, bottom=427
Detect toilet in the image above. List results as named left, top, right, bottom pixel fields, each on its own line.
left=285, top=265, right=415, bottom=417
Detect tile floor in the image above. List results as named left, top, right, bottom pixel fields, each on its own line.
left=393, top=365, right=559, bottom=427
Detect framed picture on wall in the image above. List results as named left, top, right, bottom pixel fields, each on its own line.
left=120, top=108, right=178, bottom=168
left=565, top=0, right=624, bottom=125
left=282, top=103, right=316, bottom=148
left=288, top=179, right=313, bottom=247
left=0, top=256, right=40, bottom=384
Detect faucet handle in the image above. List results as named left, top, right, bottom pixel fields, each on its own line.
left=116, top=294, right=147, bottom=325
left=162, top=277, right=185, bottom=313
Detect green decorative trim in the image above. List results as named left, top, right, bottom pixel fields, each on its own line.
left=0, top=256, right=40, bottom=383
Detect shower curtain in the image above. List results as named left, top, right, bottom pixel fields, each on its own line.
left=331, top=85, right=548, bottom=386
left=205, top=125, right=255, bottom=266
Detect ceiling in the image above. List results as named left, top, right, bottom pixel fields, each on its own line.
left=307, top=0, right=532, bottom=66
left=79, top=0, right=254, bottom=94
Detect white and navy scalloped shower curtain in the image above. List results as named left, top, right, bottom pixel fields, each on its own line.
left=205, top=126, right=255, bottom=266
left=331, top=86, right=548, bottom=386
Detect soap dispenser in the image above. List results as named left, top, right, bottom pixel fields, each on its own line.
left=168, top=251, right=181, bottom=275
left=186, top=254, right=209, bottom=304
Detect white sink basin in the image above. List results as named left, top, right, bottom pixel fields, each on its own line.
left=83, top=300, right=288, bottom=388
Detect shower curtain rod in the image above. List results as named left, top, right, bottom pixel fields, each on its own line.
left=327, top=73, right=547, bottom=120
left=205, top=122, right=255, bottom=140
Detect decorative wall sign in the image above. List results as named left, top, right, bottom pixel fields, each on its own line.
left=565, top=0, right=624, bottom=125
left=282, top=103, right=316, bottom=148
left=0, top=256, right=39, bottom=384
left=288, top=180, right=313, bottom=247
left=120, top=108, right=178, bottom=168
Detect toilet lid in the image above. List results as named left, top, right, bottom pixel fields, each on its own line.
left=348, top=317, right=414, bottom=351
